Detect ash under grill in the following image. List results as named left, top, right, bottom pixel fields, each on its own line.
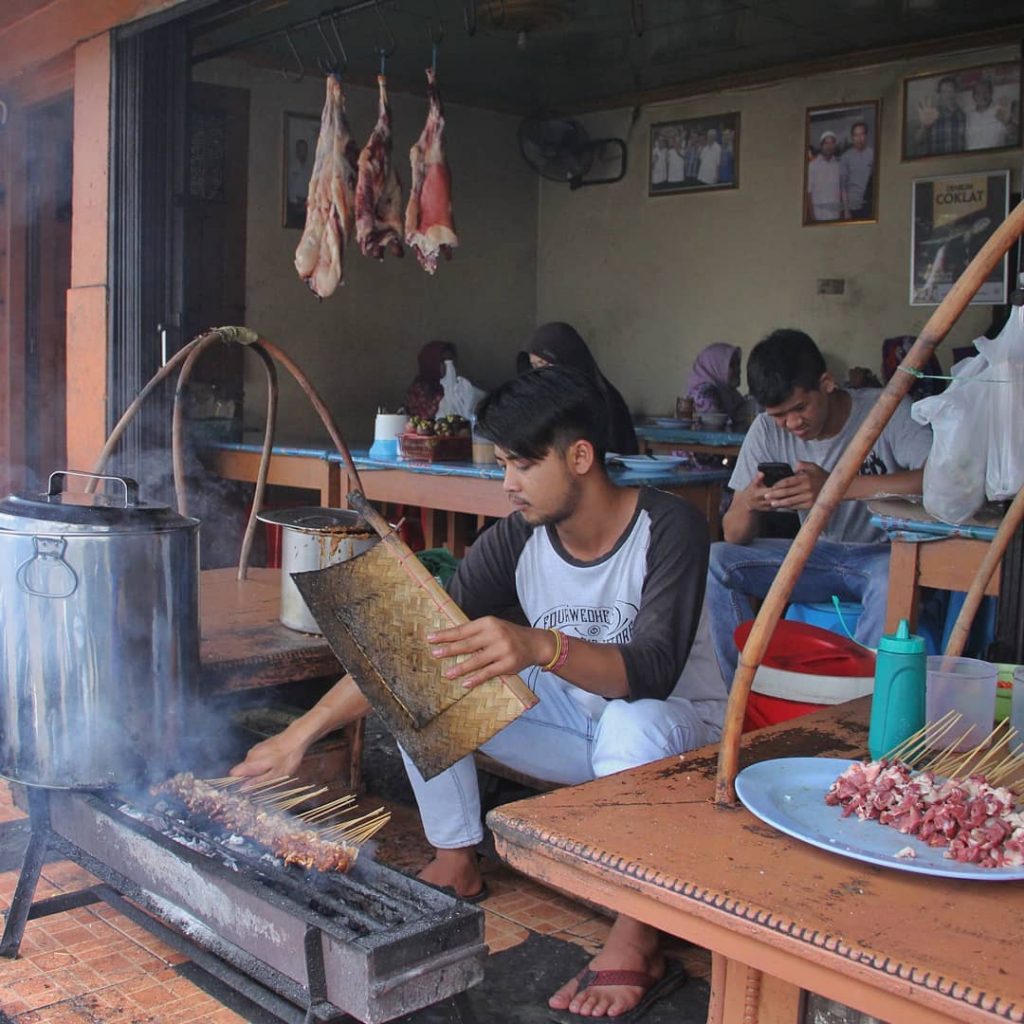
left=1, top=787, right=486, bottom=1023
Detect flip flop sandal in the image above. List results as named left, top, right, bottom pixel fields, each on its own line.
left=547, top=959, right=686, bottom=1023
left=436, top=881, right=490, bottom=904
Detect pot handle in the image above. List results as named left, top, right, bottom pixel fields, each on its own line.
left=48, top=470, right=139, bottom=507
left=16, top=537, right=79, bottom=599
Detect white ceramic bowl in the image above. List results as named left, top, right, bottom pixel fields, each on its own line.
left=700, top=412, right=729, bottom=430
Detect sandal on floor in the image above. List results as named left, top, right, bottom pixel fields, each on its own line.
left=547, top=959, right=686, bottom=1023
left=436, top=881, right=490, bottom=904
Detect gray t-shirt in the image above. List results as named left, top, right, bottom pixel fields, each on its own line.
left=729, top=389, right=932, bottom=543
left=448, top=487, right=726, bottom=706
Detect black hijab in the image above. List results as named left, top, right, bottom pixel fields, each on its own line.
left=523, top=323, right=639, bottom=455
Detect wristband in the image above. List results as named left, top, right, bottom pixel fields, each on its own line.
left=540, top=628, right=563, bottom=671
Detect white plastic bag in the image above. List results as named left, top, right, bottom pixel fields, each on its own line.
left=436, top=359, right=486, bottom=419
left=911, top=353, right=990, bottom=524
left=975, top=307, right=1024, bottom=501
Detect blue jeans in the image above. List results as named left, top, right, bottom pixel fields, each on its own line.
left=706, top=538, right=890, bottom=685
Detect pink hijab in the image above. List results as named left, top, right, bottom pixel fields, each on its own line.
left=686, top=343, right=744, bottom=418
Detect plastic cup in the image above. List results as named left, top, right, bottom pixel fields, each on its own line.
left=925, top=656, right=998, bottom=752
left=1011, top=666, right=1024, bottom=755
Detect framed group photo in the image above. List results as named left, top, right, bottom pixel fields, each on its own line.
left=803, top=101, right=879, bottom=226
left=902, top=62, right=1022, bottom=160
left=282, top=112, right=319, bottom=228
left=910, top=169, right=1010, bottom=305
left=649, top=112, right=740, bottom=196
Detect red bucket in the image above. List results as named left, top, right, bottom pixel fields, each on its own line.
left=734, top=620, right=876, bottom=732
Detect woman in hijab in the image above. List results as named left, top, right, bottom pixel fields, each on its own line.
left=522, top=322, right=639, bottom=454
left=406, top=340, right=457, bottom=420
left=685, top=342, right=745, bottom=422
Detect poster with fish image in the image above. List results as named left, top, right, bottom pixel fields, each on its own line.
left=910, top=170, right=1009, bottom=305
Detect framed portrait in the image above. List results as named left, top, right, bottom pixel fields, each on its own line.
left=649, top=113, right=739, bottom=196
left=909, top=170, right=1009, bottom=306
left=803, top=101, right=880, bottom=226
left=902, top=62, right=1022, bottom=160
left=282, top=112, right=319, bottom=228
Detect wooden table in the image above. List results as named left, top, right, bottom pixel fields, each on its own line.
left=870, top=500, right=1002, bottom=633
left=488, top=700, right=1024, bottom=1024
left=635, top=423, right=745, bottom=461
left=201, top=441, right=731, bottom=549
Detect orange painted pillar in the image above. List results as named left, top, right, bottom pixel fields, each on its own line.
left=66, top=33, right=111, bottom=471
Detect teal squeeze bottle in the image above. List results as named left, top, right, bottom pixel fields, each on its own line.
left=868, top=619, right=926, bottom=761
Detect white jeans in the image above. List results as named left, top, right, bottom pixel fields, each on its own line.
left=399, top=672, right=723, bottom=849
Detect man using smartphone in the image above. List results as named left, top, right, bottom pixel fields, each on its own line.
left=706, top=329, right=932, bottom=685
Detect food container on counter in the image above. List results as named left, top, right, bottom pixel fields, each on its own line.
left=925, top=655, right=998, bottom=752
left=256, top=507, right=377, bottom=633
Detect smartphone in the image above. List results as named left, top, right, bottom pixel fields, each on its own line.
left=757, top=462, right=794, bottom=487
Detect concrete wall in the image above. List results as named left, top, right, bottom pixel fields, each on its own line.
left=196, top=61, right=538, bottom=440
left=536, top=43, right=1021, bottom=419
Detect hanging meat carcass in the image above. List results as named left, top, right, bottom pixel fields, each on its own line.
left=355, top=75, right=404, bottom=260
left=294, top=76, right=360, bottom=298
left=405, top=68, right=458, bottom=274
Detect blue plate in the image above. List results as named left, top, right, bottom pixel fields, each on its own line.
left=735, top=757, right=1024, bottom=881
left=608, top=454, right=688, bottom=473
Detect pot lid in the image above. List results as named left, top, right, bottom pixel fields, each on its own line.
left=256, top=506, right=372, bottom=536
left=0, top=472, right=196, bottom=533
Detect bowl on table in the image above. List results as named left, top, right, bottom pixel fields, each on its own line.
left=698, top=412, right=730, bottom=430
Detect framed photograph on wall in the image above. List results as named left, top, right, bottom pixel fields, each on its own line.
left=910, top=170, right=1009, bottom=305
left=649, top=113, right=739, bottom=196
left=803, top=101, right=879, bottom=226
left=282, top=112, right=319, bottom=228
left=902, top=62, right=1022, bottom=160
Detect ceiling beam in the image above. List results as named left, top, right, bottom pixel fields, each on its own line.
left=0, top=0, right=189, bottom=88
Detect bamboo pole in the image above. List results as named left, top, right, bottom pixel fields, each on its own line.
left=943, top=483, right=1024, bottom=658
left=713, top=199, right=1024, bottom=806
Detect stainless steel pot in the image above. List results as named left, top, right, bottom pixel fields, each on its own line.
left=0, top=471, right=200, bottom=789
left=256, top=508, right=377, bottom=634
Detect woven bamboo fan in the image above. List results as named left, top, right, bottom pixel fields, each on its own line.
left=294, top=494, right=537, bottom=781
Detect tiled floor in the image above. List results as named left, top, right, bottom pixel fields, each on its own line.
left=0, top=779, right=710, bottom=1023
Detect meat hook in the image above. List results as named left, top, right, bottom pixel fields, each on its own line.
left=317, top=13, right=348, bottom=77
left=630, top=0, right=645, bottom=38
left=280, top=30, right=305, bottom=83
left=373, top=0, right=397, bottom=75
left=429, top=0, right=444, bottom=71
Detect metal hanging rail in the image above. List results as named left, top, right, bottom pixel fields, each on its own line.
left=191, top=0, right=392, bottom=65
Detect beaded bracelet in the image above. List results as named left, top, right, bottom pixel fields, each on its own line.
left=540, top=628, right=563, bottom=671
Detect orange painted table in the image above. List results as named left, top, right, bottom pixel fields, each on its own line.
left=201, top=441, right=730, bottom=549
left=488, top=700, right=1024, bottom=1024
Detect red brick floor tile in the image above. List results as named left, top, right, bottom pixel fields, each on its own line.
left=43, top=962, right=110, bottom=999
left=0, top=997, right=31, bottom=1015
left=483, top=911, right=530, bottom=953
left=11, top=1003, right=89, bottom=1024
left=5, top=973, right=64, bottom=1012
left=26, top=950, right=79, bottom=973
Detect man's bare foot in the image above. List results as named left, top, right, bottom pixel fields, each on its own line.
left=548, top=915, right=663, bottom=1018
left=417, top=847, right=485, bottom=900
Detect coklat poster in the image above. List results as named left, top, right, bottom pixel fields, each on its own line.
left=910, top=170, right=1009, bottom=305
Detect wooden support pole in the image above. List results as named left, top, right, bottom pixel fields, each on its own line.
left=714, top=199, right=1024, bottom=805
left=943, top=483, right=1024, bottom=658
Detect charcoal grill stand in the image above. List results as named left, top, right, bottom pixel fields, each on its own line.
left=0, top=787, right=481, bottom=1024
